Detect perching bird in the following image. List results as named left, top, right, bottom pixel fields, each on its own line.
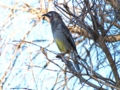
left=42, top=11, right=80, bottom=72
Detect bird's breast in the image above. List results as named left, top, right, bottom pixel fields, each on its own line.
left=53, top=30, right=71, bottom=53
left=55, top=38, right=67, bottom=53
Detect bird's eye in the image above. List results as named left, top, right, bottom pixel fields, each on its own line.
left=48, top=13, right=52, bottom=17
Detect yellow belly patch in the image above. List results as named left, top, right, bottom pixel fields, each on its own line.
left=55, top=39, right=67, bottom=53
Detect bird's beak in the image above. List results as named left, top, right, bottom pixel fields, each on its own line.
left=42, top=14, right=49, bottom=17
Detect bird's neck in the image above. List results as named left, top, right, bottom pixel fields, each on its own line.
left=51, top=18, right=63, bottom=30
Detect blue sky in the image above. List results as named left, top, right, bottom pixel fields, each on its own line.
left=0, top=0, right=118, bottom=90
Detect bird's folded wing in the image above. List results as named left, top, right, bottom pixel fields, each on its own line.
left=61, top=23, right=77, bottom=53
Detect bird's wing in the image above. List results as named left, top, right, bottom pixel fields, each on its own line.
left=62, top=23, right=77, bottom=53
left=62, top=23, right=80, bottom=72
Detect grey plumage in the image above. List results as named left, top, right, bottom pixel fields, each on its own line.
left=42, top=11, right=80, bottom=72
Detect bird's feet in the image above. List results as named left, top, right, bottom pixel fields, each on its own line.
left=56, top=53, right=66, bottom=58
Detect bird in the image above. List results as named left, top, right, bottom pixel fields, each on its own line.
left=42, top=11, right=80, bottom=72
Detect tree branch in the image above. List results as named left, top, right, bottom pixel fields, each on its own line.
left=104, top=34, right=120, bottom=42
left=98, top=36, right=120, bottom=88
left=69, top=26, right=120, bottom=42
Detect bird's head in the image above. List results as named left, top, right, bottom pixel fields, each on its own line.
left=42, top=11, right=62, bottom=22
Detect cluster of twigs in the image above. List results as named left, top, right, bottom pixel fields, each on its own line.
left=0, top=0, right=120, bottom=90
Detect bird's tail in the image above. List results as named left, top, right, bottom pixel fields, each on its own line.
left=70, top=51, right=80, bottom=72
left=70, top=51, right=84, bottom=84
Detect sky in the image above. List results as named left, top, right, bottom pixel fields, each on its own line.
left=0, top=0, right=117, bottom=90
